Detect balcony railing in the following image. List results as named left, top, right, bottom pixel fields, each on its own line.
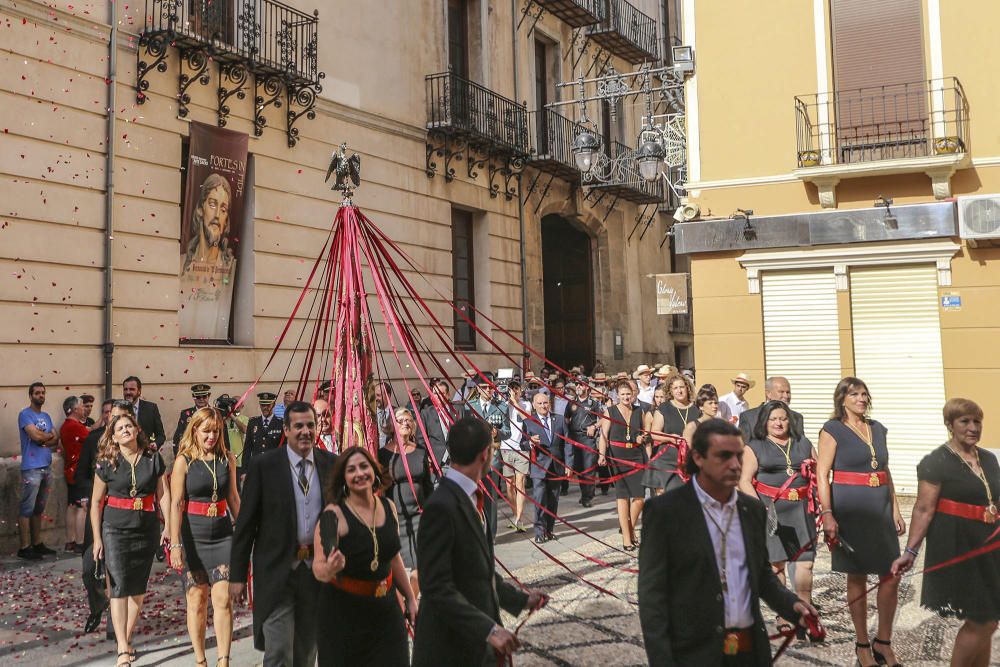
left=426, top=71, right=529, bottom=155
left=586, top=140, right=663, bottom=204
left=587, top=0, right=658, bottom=64
left=143, top=0, right=320, bottom=85
left=527, top=109, right=592, bottom=181
left=532, top=0, right=605, bottom=28
left=794, top=77, right=968, bottom=168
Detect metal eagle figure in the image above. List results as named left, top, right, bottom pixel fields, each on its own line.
left=325, top=142, right=361, bottom=202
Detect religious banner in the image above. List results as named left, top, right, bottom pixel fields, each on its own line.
left=179, top=122, right=249, bottom=341
left=654, top=273, right=689, bottom=315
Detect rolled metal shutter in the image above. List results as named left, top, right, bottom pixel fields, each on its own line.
left=761, top=271, right=842, bottom=445
left=850, top=265, right=947, bottom=494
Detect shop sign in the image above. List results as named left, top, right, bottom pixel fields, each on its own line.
left=654, top=273, right=689, bottom=315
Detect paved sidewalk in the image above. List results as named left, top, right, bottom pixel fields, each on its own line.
left=1, top=490, right=996, bottom=666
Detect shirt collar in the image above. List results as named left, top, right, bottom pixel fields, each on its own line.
left=444, top=467, right=479, bottom=498
left=692, top=474, right=738, bottom=510
left=286, top=445, right=315, bottom=469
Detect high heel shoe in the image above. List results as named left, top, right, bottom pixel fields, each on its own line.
left=855, top=642, right=878, bottom=667
left=872, top=638, right=902, bottom=666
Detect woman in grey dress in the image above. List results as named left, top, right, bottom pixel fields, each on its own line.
left=817, top=377, right=904, bottom=667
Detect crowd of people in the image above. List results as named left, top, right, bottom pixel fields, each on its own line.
left=11, top=364, right=1000, bottom=666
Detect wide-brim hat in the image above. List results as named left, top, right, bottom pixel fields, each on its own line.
left=655, top=365, right=678, bottom=379
left=731, top=372, right=755, bottom=388
left=590, top=372, right=608, bottom=383
left=191, top=383, right=211, bottom=397
left=524, top=371, right=541, bottom=386
left=633, top=364, right=653, bottom=379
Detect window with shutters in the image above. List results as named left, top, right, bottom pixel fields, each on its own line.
left=451, top=208, right=477, bottom=350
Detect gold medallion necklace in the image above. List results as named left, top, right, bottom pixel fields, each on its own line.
left=347, top=497, right=380, bottom=572
left=125, top=449, right=143, bottom=509
left=768, top=438, right=795, bottom=476
left=620, top=404, right=633, bottom=441
left=946, top=444, right=998, bottom=523
left=846, top=420, right=878, bottom=470
left=201, top=457, right=219, bottom=517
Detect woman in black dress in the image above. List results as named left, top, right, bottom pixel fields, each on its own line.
left=817, top=377, right=905, bottom=667
left=90, top=412, right=170, bottom=667
left=168, top=408, right=241, bottom=667
left=598, top=380, right=648, bottom=551
left=680, top=385, right=722, bottom=446
left=647, top=374, right=701, bottom=494
left=892, top=398, right=1000, bottom=667
left=738, top=400, right=817, bottom=633
left=378, top=407, right=432, bottom=595
left=313, top=447, right=417, bottom=666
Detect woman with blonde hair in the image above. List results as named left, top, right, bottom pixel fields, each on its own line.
left=892, top=398, right=1000, bottom=667
left=169, top=407, right=241, bottom=667
left=817, top=377, right=904, bottom=667
left=90, top=412, right=170, bottom=667
left=646, top=374, right=701, bottom=494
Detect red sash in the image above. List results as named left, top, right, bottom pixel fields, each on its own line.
left=105, top=494, right=155, bottom=511
left=937, top=498, right=999, bottom=524
left=832, top=470, right=887, bottom=487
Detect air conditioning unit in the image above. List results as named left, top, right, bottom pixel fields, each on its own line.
left=958, top=195, right=1000, bottom=247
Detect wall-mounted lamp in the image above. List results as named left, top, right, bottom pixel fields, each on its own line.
left=875, top=195, right=898, bottom=230
left=671, top=46, right=695, bottom=75
left=731, top=208, right=755, bottom=240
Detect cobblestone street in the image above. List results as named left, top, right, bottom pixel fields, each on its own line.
left=2, top=493, right=998, bottom=666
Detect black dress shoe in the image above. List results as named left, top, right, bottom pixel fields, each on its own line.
left=17, top=547, right=42, bottom=561
left=581, top=499, right=593, bottom=508
left=32, top=543, right=57, bottom=557
left=85, top=610, right=102, bottom=633
left=559, top=488, right=569, bottom=497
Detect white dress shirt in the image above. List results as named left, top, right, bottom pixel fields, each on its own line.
left=636, top=383, right=655, bottom=405
left=719, top=392, right=749, bottom=419
left=691, top=475, right=753, bottom=628
left=444, top=467, right=479, bottom=510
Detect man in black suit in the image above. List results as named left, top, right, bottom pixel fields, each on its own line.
left=564, top=381, right=603, bottom=508
left=412, top=417, right=547, bottom=667
left=738, top=376, right=805, bottom=443
left=639, top=419, right=817, bottom=666
left=416, top=379, right=457, bottom=473
left=521, top=391, right=573, bottom=543
left=230, top=401, right=336, bottom=667
left=243, top=392, right=285, bottom=466
left=122, top=376, right=166, bottom=449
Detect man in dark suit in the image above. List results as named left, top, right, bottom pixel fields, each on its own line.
left=564, top=381, right=603, bottom=507
left=172, top=383, right=212, bottom=452
left=243, top=392, right=285, bottom=467
left=416, top=379, right=457, bottom=473
left=122, top=376, right=166, bottom=449
left=738, top=376, right=804, bottom=443
left=639, top=419, right=816, bottom=666
left=412, top=417, right=547, bottom=667
left=230, top=401, right=336, bottom=667
left=521, top=391, right=573, bottom=543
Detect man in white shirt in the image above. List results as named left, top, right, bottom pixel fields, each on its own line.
left=634, top=364, right=657, bottom=405
left=638, top=419, right=815, bottom=666
left=719, top=372, right=754, bottom=421
left=498, top=381, right=529, bottom=531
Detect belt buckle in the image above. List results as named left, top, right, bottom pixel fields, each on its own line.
left=295, top=546, right=309, bottom=561
left=132, top=497, right=144, bottom=511
left=868, top=473, right=880, bottom=487
left=787, top=488, right=800, bottom=502
left=723, top=632, right=740, bottom=656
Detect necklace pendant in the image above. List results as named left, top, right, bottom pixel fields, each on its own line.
left=871, top=459, right=879, bottom=470
left=985, top=505, right=999, bottom=524
left=786, top=466, right=794, bottom=477
left=132, top=497, right=143, bottom=510
left=787, top=488, right=800, bottom=502
left=207, top=502, right=218, bottom=517
left=370, top=558, right=379, bottom=572
left=868, top=473, right=881, bottom=488
left=129, top=488, right=137, bottom=498
left=211, top=492, right=218, bottom=503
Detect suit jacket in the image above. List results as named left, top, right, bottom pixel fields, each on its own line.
left=738, top=403, right=805, bottom=443
left=638, top=483, right=800, bottom=667
left=172, top=406, right=196, bottom=452
left=415, top=401, right=455, bottom=469
left=230, top=447, right=336, bottom=650
left=243, top=414, right=284, bottom=464
left=520, top=412, right=573, bottom=480
left=412, top=477, right=528, bottom=667
left=134, top=399, right=166, bottom=449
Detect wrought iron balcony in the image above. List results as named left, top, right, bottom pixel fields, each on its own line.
left=137, top=0, right=323, bottom=146
left=585, top=140, right=663, bottom=204
left=527, top=109, right=593, bottom=181
left=794, top=77, right=968, bottom=167
left=532, top=0, right=605, bottom=28
left=425, top=71, right=529, bottom=200
left=587, top=0, right=658, bottom=64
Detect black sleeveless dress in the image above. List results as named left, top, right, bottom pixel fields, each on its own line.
left=826, top=419, right=899, bottom=574
left=606, top=405, right=647, bottom=500
left=97, top=451, right=165, bottom=597
left=919, top=445, right=1000, bottom=622
left=749, top=437, right=816, bottom=563
left=317, top=497, right=408, bottom=667
left=645, top=402, right=701, bottom=491
left=180, top=455, right=234, bottom=588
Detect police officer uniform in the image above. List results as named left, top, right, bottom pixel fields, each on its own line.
left=243, top=392, right=284, bottom=465
left=464, top=374, right=510, bottom=539
left=172, top=383, right=212, bottom=454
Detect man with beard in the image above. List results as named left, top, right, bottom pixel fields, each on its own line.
left=179, top=173, right=237, bottom=340
left=123, top=376, right=166, bottom=450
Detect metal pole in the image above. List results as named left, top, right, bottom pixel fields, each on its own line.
left=512, top=0, right=530, bottom=375
left=102, top=1, right=118, bottom=399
